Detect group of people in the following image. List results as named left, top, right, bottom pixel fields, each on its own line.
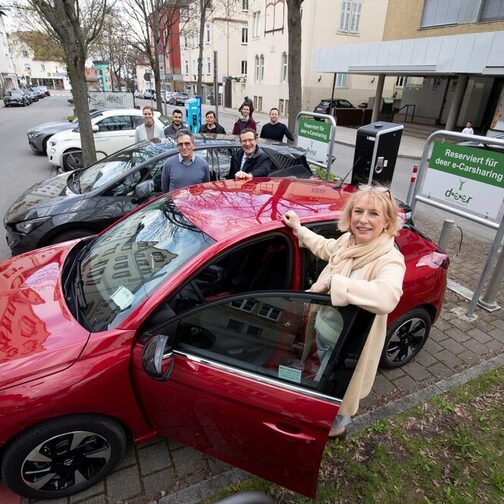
left=134, top=98, right=407, bottom=442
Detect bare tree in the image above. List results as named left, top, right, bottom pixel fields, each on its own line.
left=286, top=0, right=302, bottom=132
left=18, top=0, right=112, bottom=168
left=124, top=0, right=189, bottom=112
left=195, top=0, right=213, bottom=97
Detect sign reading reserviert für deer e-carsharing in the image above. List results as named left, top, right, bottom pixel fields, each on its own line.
left=296, top=117, right=332, bottom=165
left=422, top=141, right=504, bottom=221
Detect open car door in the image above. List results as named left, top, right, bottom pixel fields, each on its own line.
left=132, top=292, right=374, bottom=498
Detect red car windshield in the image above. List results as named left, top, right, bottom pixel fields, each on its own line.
left=65, top=196, right=215, bottom=331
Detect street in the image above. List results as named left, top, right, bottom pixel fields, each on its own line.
left=0, top=92, right=495, bottom=264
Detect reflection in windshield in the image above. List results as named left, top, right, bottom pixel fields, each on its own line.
left=69, top=196, right=215, bottom=331
left=77, top=142, right=172, bottom=193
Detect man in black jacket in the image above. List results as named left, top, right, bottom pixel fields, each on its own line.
left=260, top=107, right=294, bottom=142
left=227, top=128, right=272, bottom=180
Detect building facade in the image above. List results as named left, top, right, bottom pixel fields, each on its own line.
left=8, top=31, right=70, bottom=91
left=0, top=7, right=17, bottom=94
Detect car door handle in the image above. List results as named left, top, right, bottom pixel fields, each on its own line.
left=262, top=422, right=316, bottom=442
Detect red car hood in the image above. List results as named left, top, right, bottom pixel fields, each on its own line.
left=0, top=243, right=90, bottom=390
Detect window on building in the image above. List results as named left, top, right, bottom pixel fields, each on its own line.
left=242, top=0, right=249, bottom=10
left=421, top=0, right=462, bottom=27
left=24, top=63, right=31, bottom=71
left=207, top=57, right=211, bottom=74
left=395, top=76, right=406, bottom=88
left=265, top=0, right=285, bottom=33
left=253, top=95, right=258, bottom=109
left=279, top=98, right=285, bottom=115
left=22, top=50, right=28, bottom=57
left=241, top=60, right=248, bottom=75
left=253, top=11, right=261, bottom=37
left=242, top=27, right=248, bottom=44
left=335, top=73, right=348, bottom=88
left=260, top=55, right=264, bottom=81
left=205, top=24, right=211, bottom=43
left=180, top=7, right=190, bottom=21
left=258, top=96, right=263, bottom=112
left=255, top=55, right=260, bottom=81
left=184, top=35, right=188, bottom=48
left=479, top=0, right=504, bottom=21
left=281, top=52, right=288, bottom=81
left=184, top=60, right=189, bottom=74
left=40, top=64, right=45, bottom=71
left=192, top=59, right=197, bottom=75
left=339, top=0, right=361, bottom=33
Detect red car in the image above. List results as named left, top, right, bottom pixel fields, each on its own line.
left=0, top=179, right=448, bottom=500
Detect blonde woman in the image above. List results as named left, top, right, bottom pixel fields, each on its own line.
left=283, top=186, right=406, bottom=437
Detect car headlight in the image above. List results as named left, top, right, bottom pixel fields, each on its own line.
left=15, top=217, right=50, bottom=234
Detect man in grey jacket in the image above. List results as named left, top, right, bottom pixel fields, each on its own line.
left=135, top=105, right=165, bottom=143
left=161, top=130, right=210, bottom=192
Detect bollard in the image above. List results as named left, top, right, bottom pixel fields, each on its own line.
left=406, top=164, right=418, bottom=206
left=479, top=245, right=504, bottom=311
left=437, top=219, right=455, bottom=251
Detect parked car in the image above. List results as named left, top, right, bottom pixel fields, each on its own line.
left=169, top=91, right=190, bottom=105
left=3, top=89, right=30, bottom=107
left=27, top=109, right=106, bottom=155
left=25, top=88, right=39, bottom=103
left=314, top=98, right=357, bottom=115
left=38, top=85, right=50, bottom=96
left=0, top=177, right=448, bottom=500
left=141, top=88, right=156, bottom=100
left=46, top=108, right=164, bottom=171
left=6, top=135, right=313, bottom=255
left=161, top=90, right=175, bottom=103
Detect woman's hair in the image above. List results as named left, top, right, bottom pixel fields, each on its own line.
left=338, top=185, right=402, bottom=237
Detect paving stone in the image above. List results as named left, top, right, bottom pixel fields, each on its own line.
left=372, top=373, right=396, bottom=396
left=382, top=367, right=406, bottom=380
left=463, top=339, right=490, bottom=356
left=435, top=349, right=464, bottom=370
left=491, top=318, right=504, bottom=331
left=489, top=328, right=504, bottom=343
left=403, top=361, right=434, bottom=382
left=71, top=496, right=107, bottom=504
left=392, top=374, right=418, bottom=393
left=449, top=318, right=474, bottom=332
left=445, top=327, right=471, bottom=343
left=69, top=480, right=105, bottom=502
left=432, top=318, right=451, bottom=331
left=167, top=438, right=184, bottom=451
left=485, top=339, right=504, bottom=353
left=414, top=349, right=438, bottom=367
left=457, top=348, right=479, bottom=365
left=172, top=447, right=208, bottom=479
left=138, top=440, right=172, bottom=476
left=143, top=467, right=177, bottom=499
left=208, top=457, right=231, bottom=476
left=427, top=362, right=452, bottom=379
left=439, top=338, right=466, bottom=355
left=115, top=442, right=137, bottom=470
left=429, top=327, right=449, bottom=343
left=467, top=328, right=493, bottom=344
left=423, top=338, right=443, bottom=354
left=106, top=465, right=141, bottom=502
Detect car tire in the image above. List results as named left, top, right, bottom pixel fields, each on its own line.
left=380, top=308, right=432, bottom=369
left=62, top=149, right=84, bottom=172
left=0, top=414, right=127, bottom=500
left=49, top=228, right=95, bottom=245
left=42, top=137, right=49, bottom=155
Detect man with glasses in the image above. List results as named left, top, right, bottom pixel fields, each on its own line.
left=227, top=128, right=272, bottom=180
left=161, top=130, right=210, bottom=192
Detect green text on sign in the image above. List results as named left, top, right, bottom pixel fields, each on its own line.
left=298, top=117, right=331, bottom=143
left=429, top=141, right=504, bottom=189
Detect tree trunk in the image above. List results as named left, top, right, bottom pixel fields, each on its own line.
left=196, top=0, right=206, bottom=97
left=286, top=0, right=302, bottom=132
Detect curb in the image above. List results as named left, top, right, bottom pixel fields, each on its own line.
left=155, top=352, right=504, bottom=503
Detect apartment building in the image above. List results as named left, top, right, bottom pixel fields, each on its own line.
left=0, top=7, right=17, bottom=93
left=245, top=0, right=393, bottom=115
left=313, top=0, right=504, bottom=132
left=8, top=31, right=70, bottom=90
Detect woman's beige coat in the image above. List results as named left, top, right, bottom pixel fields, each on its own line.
left=296, top=227, right=406, bottom=416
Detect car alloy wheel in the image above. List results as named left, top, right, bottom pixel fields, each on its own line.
left=380, top=308, right=432, bottom=369
left=1, top=415, right=126, bottom=499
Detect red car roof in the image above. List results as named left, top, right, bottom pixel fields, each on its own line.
left=172, top=178, right=356, bottom=242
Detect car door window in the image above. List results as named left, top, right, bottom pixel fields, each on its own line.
left=210, top=147, right=239, bottom=180
left=103, top=171, right=142, bottom=196
left=165, top=293, right=374, bottom=397
left=97, top=116, right=133, bottom=132
left=303, top=221, right=341, bottom=289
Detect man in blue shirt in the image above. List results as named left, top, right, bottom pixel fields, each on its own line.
left=161, top=130, right=210, bottom=192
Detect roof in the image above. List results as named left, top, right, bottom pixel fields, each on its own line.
left=172, top=178, right=353, bottom=242
left=312, top=30, right=504, bottom=77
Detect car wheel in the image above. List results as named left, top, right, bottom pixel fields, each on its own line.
left=49, top=228, right=95, bottom=245
left=0, top=415, right=127, bottom=500
left=380, top=308, right=432, bottom=369
left=63, top=149, right=84, bottom=172
left=42, top=137, right=49, bottom=155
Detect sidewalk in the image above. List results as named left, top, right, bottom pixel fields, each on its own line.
left=15, top=129, right=504, bottom=504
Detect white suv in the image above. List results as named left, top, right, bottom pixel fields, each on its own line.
left=47, top=108, right=164, bottom=171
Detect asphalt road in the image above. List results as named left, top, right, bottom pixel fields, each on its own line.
left=0, top=93, right=495, bottom=263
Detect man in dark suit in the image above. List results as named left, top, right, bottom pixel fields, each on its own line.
left=227, top=128, right=272, bottom=180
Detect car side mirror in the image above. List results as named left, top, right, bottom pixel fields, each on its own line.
left=134, top=179, right=154, bottom=202
left=92, top=124, right=99, bottom=133
left=142, top=334, right=174, bottom=380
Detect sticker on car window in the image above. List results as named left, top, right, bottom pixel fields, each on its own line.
left=111, top=286, right=134, bottom=309
left=278, top=365, right=302, bottom=384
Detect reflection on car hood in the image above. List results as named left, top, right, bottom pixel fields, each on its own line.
left=0, top=242, right=90, bottom=390
left=4, top=172, right=77, bottom=224
left=27, top=121, right=75, bottom=134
